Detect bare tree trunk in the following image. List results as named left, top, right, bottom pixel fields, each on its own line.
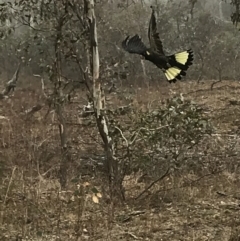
left=55, top=60, right=70, bottom=189
left=84, top=0, right=124, bottom=202
left=53, top=13, right=71, bottom=189
left=189, top=0, right=197, bottom=19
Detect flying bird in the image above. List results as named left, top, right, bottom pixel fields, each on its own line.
left=122, top=6, right=193, bottom=83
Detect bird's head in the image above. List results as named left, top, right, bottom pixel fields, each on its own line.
left=150, top=5, right=155, bottom=11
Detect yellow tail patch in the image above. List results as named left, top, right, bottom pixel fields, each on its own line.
left=165, top=67, right=181, bottom=81
left=175, top=51, right=189, bottom=65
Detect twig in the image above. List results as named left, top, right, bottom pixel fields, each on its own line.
left=25, top=104, right=43, bottom=116
left=211, top=79, right=222, bottom=90
left=126, top=232, right=141, bottom=240
left=216, top=191, right=228, bottom=197
left=157, top=168, right=226, bottom=194
left=186, top=83, right=240, bottom=96
left=115, top=126, right=128, bottom=147
left=129, top=210, right=146, bottom=216
left=3, top=166, right=16, bottom=205
left=1, top=63, right=21, bottom=97
left=33, top=74, right=48, bottom=98
left=1, top=166, right=17, bottom=224
left=130, top=125, right=169, bottom=145
left=135, top=167, right=170, bottom=200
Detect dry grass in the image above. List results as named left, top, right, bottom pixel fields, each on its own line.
left=1, top=79, right=240, bottom=240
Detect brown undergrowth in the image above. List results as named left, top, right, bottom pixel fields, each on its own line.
left=0, top=79, right=240, bottom=240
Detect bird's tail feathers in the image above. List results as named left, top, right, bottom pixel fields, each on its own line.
left=165, top=49, right=193, bottom=83
left=164, top=67, right=185, bottom=83
left=168, top=49, right=193, bottom=70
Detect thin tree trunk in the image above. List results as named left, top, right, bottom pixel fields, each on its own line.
left=56, top=103, right=70, bottom=188
left=84, top=0, right=124, bottom=202
left=54, top=15, right=71, bottom=189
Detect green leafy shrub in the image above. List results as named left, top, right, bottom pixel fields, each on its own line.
left=109, top=95, right=213, bottom=178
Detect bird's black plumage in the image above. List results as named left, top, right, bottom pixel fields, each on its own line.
left=122, top=35, right=148, bottom=55
left=122, top=6, right=194, bottom=83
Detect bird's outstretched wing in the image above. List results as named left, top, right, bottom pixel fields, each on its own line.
left=122, top=35, right=148, bottom=55
left=148, top=6, right=164, bottom=55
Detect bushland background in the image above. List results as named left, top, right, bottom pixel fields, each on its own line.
left=1, top=0, right=240, bottom=240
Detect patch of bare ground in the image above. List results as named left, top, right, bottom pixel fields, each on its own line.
left=1, top=80, right=240, bottom=240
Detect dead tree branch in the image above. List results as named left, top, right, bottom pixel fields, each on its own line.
left=23, top=74, right=50, bottom=117
left=1, top=63, right=21, bottom=98
left=135, top=167, right=171, bottom=200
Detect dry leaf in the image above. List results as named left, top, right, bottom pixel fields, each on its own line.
left=92, top=195, right=99, bottom=203
left=83, top=182, right=90, bottom=187
left=96, top=192, right=102, bottom=198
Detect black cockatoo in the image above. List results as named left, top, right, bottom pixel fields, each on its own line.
left=122, top=6, right=193, bottom=83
